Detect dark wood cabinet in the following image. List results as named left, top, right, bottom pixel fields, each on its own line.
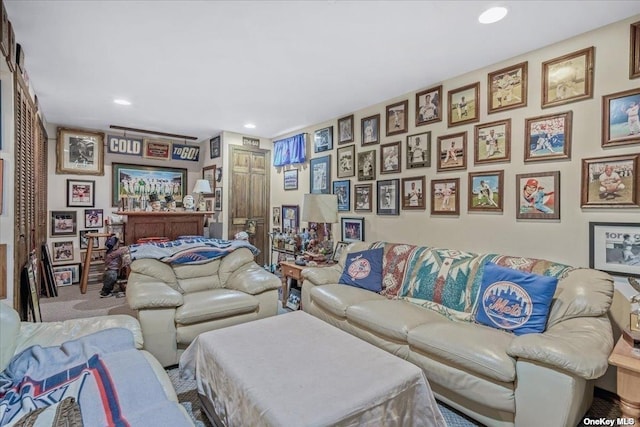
left=119, top=211, right=213, bottom=245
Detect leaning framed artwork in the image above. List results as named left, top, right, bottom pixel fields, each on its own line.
left=333, top=180, right=351, bottom=212
left=53, top=264, right=81, bottom=286
left=437, top=132, right=467, bottom=172
left=314, top=126, right=333, bottom=153
left=50, top=211, right=77, bottom=237
left=487, top=61, right=528, bottom=114
left=310, top=155, right=331, bottom=194
left=66, top=179, right=95, bottom=208
left=354, top=183, right=373, bottom=212
left=448, top=82, right=480, bottom=127
left=337, top=144, right=355, bottom=178
left=602, top=88, right=640, bottom=147
left=341, top=217, right=365, bottom=242
left=589, top=222, right=640, bottom=277
left=581, top=154, right=639, bottom=208
left=415, top=85, right=442, bottom=126
left=386, top=100, right=408, bottom=136
left=474, top=119, right=511, bottom=165
left=56, top=127, right=105, bottom=175
left=361, top=114, right=380, bottom=145
left=401, top=176, right=425, bottom=210
left=377, top=179, right=400, bottom=216
left=111, top=163, right=187, bottom=206
left=524, top=111, right=572, bottom=163
left=516, top=171, right=560, bottom=220
left=337, top=114, right=354, bottom=144
left=468, top=170, right=504, bottom=213
left=431, top=178, right=459, bottom=215
left=541, top=46, right=594, bottom=108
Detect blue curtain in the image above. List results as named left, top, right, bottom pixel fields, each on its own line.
left=273, top=133, right=306, bottom=166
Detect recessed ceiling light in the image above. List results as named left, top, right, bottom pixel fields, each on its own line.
left=244, top=123, right=256, bottom=129
left=113, top=99, right=131, bottom=106
left=478, top=6, right=507, bottom=24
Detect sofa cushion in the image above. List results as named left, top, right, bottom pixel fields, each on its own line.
left=130, top=259, right=181, bottom=292
left=309, top=284, right=385, bottom=319
left=175, top=289, right=259, bottom=325
left=369, top=242, right=421, bottom=298
left=346, top=300, right=442, bottom=342
left=173, top=259, right=223, bottom=293
left=474, top=262, right=558, bottom=335
left=408, top=321, right=516, bottom=383
left=339, top=248, right=384, bottom=292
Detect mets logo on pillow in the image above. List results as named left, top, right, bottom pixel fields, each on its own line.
left=481, top=280, right=533, bottom=330
left=347, top=254, right=371, bottom=280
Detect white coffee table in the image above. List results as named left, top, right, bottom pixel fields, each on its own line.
left=180, top=311, right=445, bottom=427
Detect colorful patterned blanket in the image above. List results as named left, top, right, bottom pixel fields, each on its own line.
left=129, top=237, right=259, bottom=265
left=371, top=242, right=573, bottom=322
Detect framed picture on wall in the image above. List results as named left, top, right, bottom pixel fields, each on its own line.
left=112, top=163, right=187, bottom=206
left=380, top=141, right=401, bottom=174
left=202, top=165, right=216, bottom=196
left=314, top=126, right=333, bottom=153
left=341, top=217, right=364, bottom=242
left=51, top=211, right=77, bottom=236
left=474, top=119, right=511, bottom=165
left=487, top=61, right=528, bottom=114
left=337, top=144, right=355, bottom=178
left=361, top=114, right=380, bottom=145
left=524, top=111, right=572, bottom=162
left=337, top=114, right=354, bottom=144
left=437, top=132, right=467, bottom=172
left=468, top=170, right=504, bottom=213
left=406, top=132, right=430, bottom=169
left=66, top=179, right=95, bottom=207
left=589, top=222, right=640, bottom=277
left=431, top=178, right=459, bottom=216
left=354, top=183, right=373, bottom=212
left=541, top=46, right=594, bottom=108
left=581, top=154, right=639, bottom=208
left=272, top=207, right=281, bottom=228
left=142, top=139, right=172, bottom=160
left=602, top=88, right=640, bottom=148
left=377, top=179, right=400, bottom=215
left=52, top=241, right=74, bottom=263
left=415, top=85, right=442, bottom=126
left=281, top=205, right=299, bottom=230
left=210, top=136, right=221, bottom=159
left=333, top=180, right=351, bottom=212
left=310, top=155, right=331, bottom=194
left=357, top=150, right=376, bottom=181
left=84, top=209, right=103, bottom=228
left=631, top=21, right=640, bottom=79
left=448, top=82, right=480, bottom=127
left=56, top=127, right=105, bottom=175
left=386, top=100, right=408, bottom=136
left=284, top=169, right=298, bottom=190
left=214, top=188, right=223, bottom=211
left=516, top=171, right=560, bottom=220
left=79, top=230, right=99, bottom=250
left=401, top=176, right=425, bottom=210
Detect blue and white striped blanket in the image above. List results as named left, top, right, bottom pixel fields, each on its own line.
left=129, top=237, right=260, bottom=265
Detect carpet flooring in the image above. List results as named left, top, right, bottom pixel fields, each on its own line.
left=40, top=285, right=624, bottom=426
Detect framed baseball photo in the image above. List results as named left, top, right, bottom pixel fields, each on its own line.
left=341, top=217, right=365, bottom=242
left=415, top=85, right=442, bottom=126
left=631, top=21, right=640, bottom=79
left=437, top=132, right=467, bottom=172
left=401, top=176, right=426, bottom=210
left=84, top=209, right=103, bottom=229
left=380, top=141, right=401, bottom=174
left=361, top=114, right=380, bottom=145
left=386, top=100, right=408, bottom=136
left=337, top=114, right=354, bottom=144
left=487, top=61, right=528, bottom=114
left=66, top=179, right=95, bottom=208
left=337, top=144, right=355, bottom=178
left=589, top=222, right=640, bottom=278
left=581, top=154, right=639, bottom=208
left=431, top=178, right=459, bottom=216
left=272, top=207, right=281, bottom=228
left=602, top=88, right=640, bottom=148
left=468, top=170, right=504, bottom=213
left=52, top=241, right=74, bottom=263
left=516, top=171, right=560, bottom=220
left=51, top=211, right=77, bottom=237
left=542, top=46, right=594, bottom=108
left=314, top=126, right=333, bottom=153
left=357, top=150, right=376, bottom=181
left=448, top=82, right=480, bottom=127
left=474, top=119, right=511, bottom=165
left=524, top=111, right=572, bottom=163
left=354, top=183, right=373, bottom=212
left=406, top=132, right=430, bottom=169
left=56, top=127, right=105, bottom=175
left=333, top=180, right=351, bottom=212
left=377, top=179, right=400, bottom=216
left=310, top=155, right=331, bottom=194
left=79, top=230, right=99, bottom=250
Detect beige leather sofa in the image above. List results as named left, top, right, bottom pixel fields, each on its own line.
left=301, top=242, right=614, bottom=427
left=127, top=247, right=281, bottom=367
left=0, top=302, right=193, bottom=425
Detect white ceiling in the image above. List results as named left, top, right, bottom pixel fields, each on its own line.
left=5, top=1, right=640, bottom=142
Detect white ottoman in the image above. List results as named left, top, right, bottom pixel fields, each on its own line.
left=180, top=311, right=445, bottom=427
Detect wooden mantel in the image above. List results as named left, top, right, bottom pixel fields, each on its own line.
left=118, top=211, right=214, bottom=245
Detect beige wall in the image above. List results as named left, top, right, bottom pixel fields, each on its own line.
left=270, top=14, right=640, bottom=269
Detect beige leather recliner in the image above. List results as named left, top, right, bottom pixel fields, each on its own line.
left=126, top=247, right=281, bottom=367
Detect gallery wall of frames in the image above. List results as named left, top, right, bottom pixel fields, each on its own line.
left=270, top=16, right=640, bottom=270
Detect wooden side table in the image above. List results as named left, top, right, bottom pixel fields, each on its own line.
left=609, top=336, right=640, bottom=421
left=280, top=261, right=305, bottom=308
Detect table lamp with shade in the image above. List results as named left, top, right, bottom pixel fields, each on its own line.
left=301, top=194, right=338, bottom=254
left=192, top=179, right=213, bottom=211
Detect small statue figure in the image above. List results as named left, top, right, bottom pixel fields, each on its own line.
left=183, top=195, right=195, bottom=211
left=149, top=193, right=162, bottom=212
left=165, top=195, right=176, bottom=212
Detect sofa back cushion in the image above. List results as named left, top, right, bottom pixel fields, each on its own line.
left=370, top=242, right=421, bottom=298
left=218, top=248, right=256, bottom=284
left=130, top=259, right=181, bottom=292
left=0, top=302, right=21, bottom=372
left=174, top=259, right=223, bottom=293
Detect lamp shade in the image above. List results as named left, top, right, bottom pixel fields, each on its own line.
left=192, top=179, right=212, bottom=194
left=302, top=194, right=338, bottom=224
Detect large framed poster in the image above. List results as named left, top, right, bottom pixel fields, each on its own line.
left=111, top=163, right=187, bottom=207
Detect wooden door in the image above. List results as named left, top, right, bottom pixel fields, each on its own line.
left=229, top=146, right=270, bottom=266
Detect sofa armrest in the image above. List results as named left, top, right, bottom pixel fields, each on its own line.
left=226, top=263, right=281, bottom=295
left=301, top=265, right=342, bottom=285
left=127, top=280, right=184, bottom=310
left=17, top=315, right=144, bottom=353
left=507, top=315, right=613, bottom=380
